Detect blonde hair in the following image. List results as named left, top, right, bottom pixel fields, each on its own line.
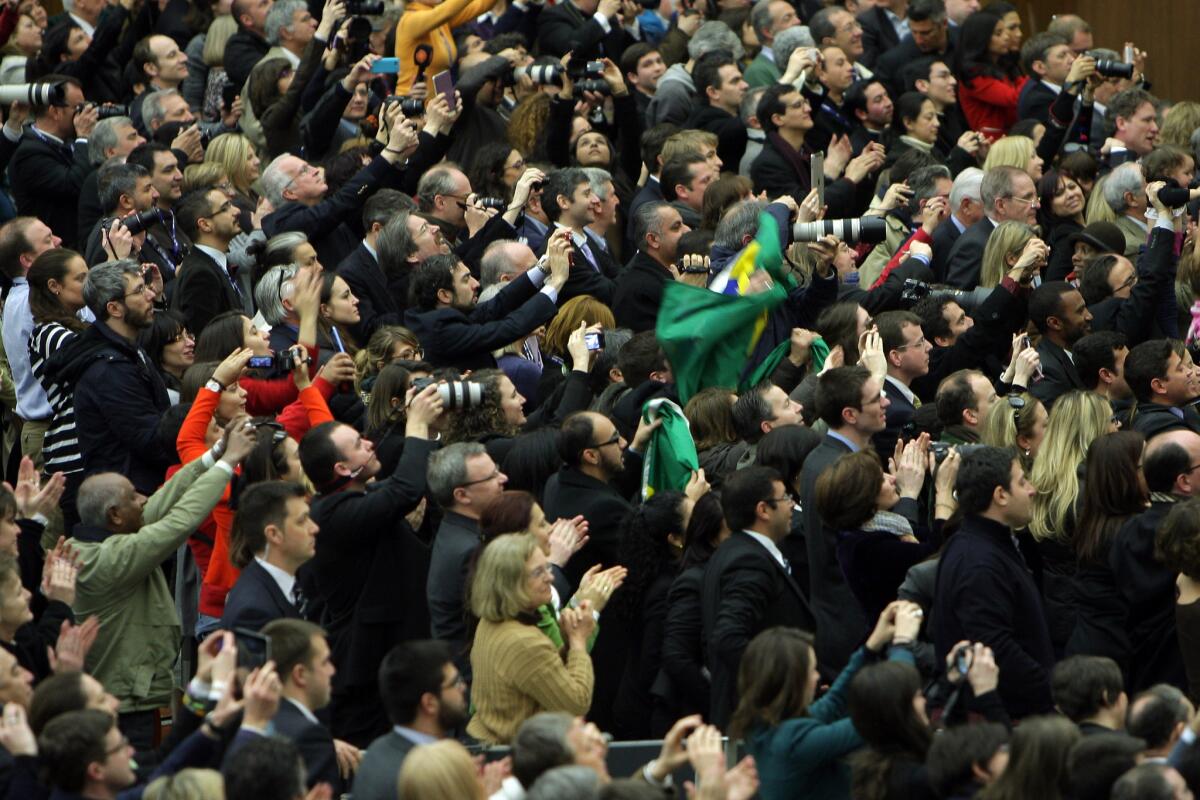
left=205, top=133, right=259, bottom=198
left=202, top=15, right=237, bottom=67
left=980, top=392, right=1042, bottom=471
left=980, top=221, right=1037, bottom=288
left=1161, top=101, right=1200, bottom=149
left=397, top=740, right=485, bottom=800
left=662, top=129, right=719, bottom=163
left=542, top=295, right=616, bottom=358
left=469, top=533, right=539, bottom=623
left=144, top=769, right=226, bottom=800
left=1029, top=391, right=1113, bottom=542
left=353, top=325, right=421, bottom=395
left=182, top=162, right=229, bottom=195
left=1085, top=174, right=1117, bottom=224
left=983, top=135, right=1036, bottom=174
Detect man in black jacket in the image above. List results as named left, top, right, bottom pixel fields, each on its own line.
left=170, top=188, right=248, bottom=335
left=222, top=481, right=316, bottom=633
left=337, top=189, right=414, bottom=344
left=933, top=446, right=1054, bottom=719
left=299, top=386, right=441, bottom=747
left=404, top=241, right=568, bottom=371
left=536, top=0, right=636, bottom=60
left=683, top=51, right=750, bottom=173
left=1028, top=281, right=1093, bottom=410
left=613, top=202, right=689, bottom=332
left=1126, top=340, right=1200, bottom=441
left=943, top=166, right=1037, bottom=288
left=702, top=465, right=814, bottom=728
left=1016, top=32, right=1074, bottom=124
left=225, top=0, right=273, bottom=88
left=9, top=75, right=99, bottom=250
left=874, top=0, right=954, bottom=96
left=857, top=0, right=906, bottom=68
left=929, top=166, right=983, bottom=281
left=539, top=167, right=618, bottom=304
left=876, top=309, right=931, bottom=459
left=49, top=260, right=172, bottom=494
left=260, top=113, right=419, bottom=270
left=799, top=366, right=888, bottom=675
left=264, top=619, right=347, bottom=794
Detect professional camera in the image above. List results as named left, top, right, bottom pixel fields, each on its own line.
left=93, top=103, right=129, bottom=120
left=1094, top=59, right=1134, bottom=79
left=247, top=350, right=297, bottom=372
left=574, top=79, right=610, bottom=95
left=412, top=377, right=483, bottom=410
left=793, top=217, right=887, bottom=245
left=475, top=197, right=506, bottom=211
left=930, top=441, right=986, bottom=463
left=898, top=278, right=975, bottom=305
left=345, top=0, right=384, bottom=14
left=119, top=208, right=167, bottom=236
left=384, top=96, right=425, bottom=117
left=0, top=81, right=64, bottom=107
left=513, top=64, right=563, bottom=86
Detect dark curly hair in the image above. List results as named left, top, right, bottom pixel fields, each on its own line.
left=608, top=491, right=687, bottom=622
left=1157, top=498, right=1200, bottom=580
left=442, top=369, right=521, bottom=446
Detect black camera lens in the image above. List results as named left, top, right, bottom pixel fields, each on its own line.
left=120, top=209, right=163, bottom=236
left=476, top=197, right=505, bottom=210
left=95, top=103, right=129, bottom=120
left=345, top=0, right=384, bottom=14
left=1094, top=59, right=1134, bottom=79
left=574, top=79, right=610, bottom=95
left=398, top=97, right=425, bottom=117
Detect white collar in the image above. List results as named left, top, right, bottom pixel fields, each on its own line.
left=1094, top=100, right=1107, bottom=115
left=760, top=46, right=775, bottom=63
left=885, top=374, right=917, bottom=406
left=194, top=243, right=229, bottom=270
left=363, top=239, right=378, bottom=261
left=68, top=12, right=95, bottom=36
left=553, top=222, right=587, bottom=249
left=31, top=125, right=63, bottom=145
left=742, top=530, right=787, bottom=570
left=281, top=48, right=301, bottom=68
left=255, top=556, right=297, bottom=604
left=282, top=695, right=320, bottom=725
left=950, top=214, right=967, bottom=234
left=1040, top=79, right=1062, bottom=94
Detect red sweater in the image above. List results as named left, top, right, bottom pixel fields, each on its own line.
left=958, top=74, right=1028, bottom=140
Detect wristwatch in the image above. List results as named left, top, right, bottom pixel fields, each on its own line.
left=205, top=378, right=224, bottom=394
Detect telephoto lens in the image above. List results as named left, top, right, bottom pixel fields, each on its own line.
left=513, top=64, right=563, bottom=86
left=437, top=381, right=483, bottom=410
left=0, top=82, right=65, bottom=106
left=119, top=209, right=165, bottom=236
left=94, top=103, right=129, bottom=120
left=475, top=197, right=506, bottom=210
left=793, top=217, right=888, bottom=245
left=1094, top=59, right=1134, bottom=79
left=345, top=0, right=384, bottom=13
left=398, top=97, right=425, bottom=117
left=574, top=79, right=610, bottom=95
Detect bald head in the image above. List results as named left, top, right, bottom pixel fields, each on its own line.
left=480, top=240, right=537, bottom=288
left=76, top=473, right=137, bottom=529
left=1144, top=430, right=1200, bottom=496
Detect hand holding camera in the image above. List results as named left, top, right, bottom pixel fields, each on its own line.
left=170, top=123, right=203, bottom=162
left=220, top=413, right=259, bottom=466
left=102, top=218, right=134, bottom=261
left=317, top=0, right=346, bottom=40
left=384, top=114, right=420, bottom=161
left=405, top=382, right=445, bottom=437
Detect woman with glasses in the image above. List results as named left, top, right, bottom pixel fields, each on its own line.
left=466, top=144, right=526, bottom=205
left=814, top=445, right=956, bottom=627
left=1066, top=431, right=1147, bottom=670
left=467, top=532, right=599, bottom=745
left=27, top=248, right=89, bottom=529
left=139, top=309, right=195, bottom=404
left=729, top=602, right=923, bottom=800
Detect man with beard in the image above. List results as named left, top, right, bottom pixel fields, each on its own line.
left=351, top=641, right=470, bottom=800
left=404, top=234, right=571, bottom=370
left=1028, top=281, right=1094, bottom=411
left=171, top=188, right=248, bottom=334
left=51, top=259, right=172, bottom=493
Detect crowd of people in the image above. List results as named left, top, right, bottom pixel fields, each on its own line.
left=0, top=0, right=1195, bottom=797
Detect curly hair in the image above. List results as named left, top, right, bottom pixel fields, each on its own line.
left=442, top=369, right=521, bottom=445
left=607, top=491, right=686, bottom=623
left=1156, top=498, right=1200, bottom=580
left=508, top=93, right=551, bottom=160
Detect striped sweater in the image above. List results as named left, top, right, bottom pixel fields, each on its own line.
left=29, top=321, right=84, bottom=474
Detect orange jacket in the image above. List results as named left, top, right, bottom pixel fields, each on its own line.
left=393, top=0, right=496, bottom=94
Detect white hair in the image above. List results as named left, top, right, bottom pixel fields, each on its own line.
left=950, top=166, right=984, bottom=210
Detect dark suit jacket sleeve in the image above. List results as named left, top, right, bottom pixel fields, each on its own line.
left=0, top=130, right=19, bottom=177
left=860, top=257, right=934, bottom=314
left=470, top=271, right=540, bottom=322
left=525, top=369, right=592, bottom=429
left=296, top=720, right=342, bottom=792
left=300, top=80, right=352, bottom=161
left=932, top=283, right=1022, bottom=383
left=321, top=437, right=435, bottom=546
left=710, top=550, right=778, bottom=676
left=400, top=131, right=452, bottom=196
left=546, top=95, right=573, bottom=168
left=856, top=9, right=890, bottom=68
left=12, top=140, right=93, bottom=201
left=536, top=4, right=607, bottom=58
left=172, top=263, right=226, bottom=337
left=266, top=154, right=398, bottom=242
left=751, top=147, right=802, bottom=199
left=661, top=572, right=709, bottom=708
left=76, top=358, right=174, bottom=468
left=1106, top=224, right=1173, bottom=344
left=613, top=92, right=643, bottom=182
left=944, top=229, right=986, bottom=289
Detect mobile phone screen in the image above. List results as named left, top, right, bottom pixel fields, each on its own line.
left=432, top=70, right=455, bottom=110
left=811, top=152, right=825, bottom=209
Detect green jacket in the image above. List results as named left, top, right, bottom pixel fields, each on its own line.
left=744, top=52, right=782, bottom=88
left=857, top=213, right=911, bottom=288
left=71, top=457, right=233, bottom=712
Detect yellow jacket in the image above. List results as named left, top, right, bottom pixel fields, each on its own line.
left=393, top=0, right=495, bottom=94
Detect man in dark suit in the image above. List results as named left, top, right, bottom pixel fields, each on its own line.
left=261, top=115, right=415, bottom=272
left=702, top=465, right=815, bottom=728
left=404, top=247, right=567, bottom=371
left=539, top=167, right=617, bottom=305
left=1126, top=340, right=1200, bottom=441
left=425, top=443, right=507, bottom=661
left=1028, top=281, right=1092, bottom=411
left=9, top=74, right=98, bottom=249
left=541, top=410, right=652, bottom=734
left=224, top=0, right=272, bottom=88
left=353, top=641, right=469, bottom=800
left=536, top=0, right=636, bottom=60
left=613, top=202, right=689, bottom=332
left=856, top=0, right=906, bottom=68
left=81, top=162, right=176, bottom=284
left=873, top=0, right=955, bottom=95
left=876, top=310, right=931, bottom=460
left=799, top=366, right=889, bottom=676
left=170, top=188, right=247, bottom=336
left=264, top=619, right=347, bottom=794
left=930, top=167, right=984, bottom=281
left=684, top=52, right=750, bottom=174
left=1016, top=32, right=1074, bottom=124
left=222, top=481, right=316, bottom=633
left=944, top=166, right=1037, bottom=288
left=337, top=190, right=413, bottom=344
left=300, top=392, right=441, bottom=748
left=933, top=447, right=1055, bottom=719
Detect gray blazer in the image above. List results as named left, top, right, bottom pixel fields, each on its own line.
left=351, top=730, right=418, bottom=800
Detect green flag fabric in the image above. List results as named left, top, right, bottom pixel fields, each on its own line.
left=641, top=397, right=699, bottom=500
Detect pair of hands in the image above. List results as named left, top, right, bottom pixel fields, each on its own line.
left=1002, top=332, right=1042, bottom=388
left=6, top=456, right=65, bottom=522
left=825, top=138, right=886, bottom=185
left=651, top=714, right=759, bottom=800
left=865, top=599, right=924, bottom=651
left=945, top=640, right=1000, bottom=696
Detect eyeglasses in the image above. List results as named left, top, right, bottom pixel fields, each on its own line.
left=763, top=493, right=794, bottom=508
left=894, top=335, right=927, bottom=351
left=458, top=468, right=502, bottom=488
left=1115, top=273, right=1138, bottom=292
left=589, top=431, right=621, bottom=449
left=505, top=158, right=526, bottom=172
left=283, top=163, right=317, bottom=190
left=106, top=735, right=131, bottom=756
left=122, top=282, right=152, bottom=299
left=441, top=673, right=467, bottom=691
left=1006, top=195, right=1040, bottom=207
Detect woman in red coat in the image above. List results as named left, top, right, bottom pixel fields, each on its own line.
left=953, top=10, right=1028, bottom=141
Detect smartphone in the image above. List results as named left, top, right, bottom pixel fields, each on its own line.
left=811, top=151, right=825, bottom=209
left=247, top=355, right=274, bottom=370
left=370, top=57, right=400, bottom=74
left=584, top=331, right=605, bottom=351
left=330, top=326, right=346, bottom=354
left=1124, top=44, right=1135, bottom=64
left=432, top=70, right=455, bottom=110
left=233, top=627, right=272, bottom=671
left=221, top=84, right=239, bottom=112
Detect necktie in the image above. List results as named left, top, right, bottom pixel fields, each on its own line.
left=292, top=585, right=308, bottom=618
left=578, top=240, right=600, bottom=272
left=912, top=395, right=922, bottom=408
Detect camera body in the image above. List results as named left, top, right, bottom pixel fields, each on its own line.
left=929, top=441, right=986, bottom=463
left=1094, top=59, right=1134, bottom=79
left=385, top=95, right=426, bottom=117
left=584, top=331, right=605, bottom=351
left=248, top=351, right=297, bottom=372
